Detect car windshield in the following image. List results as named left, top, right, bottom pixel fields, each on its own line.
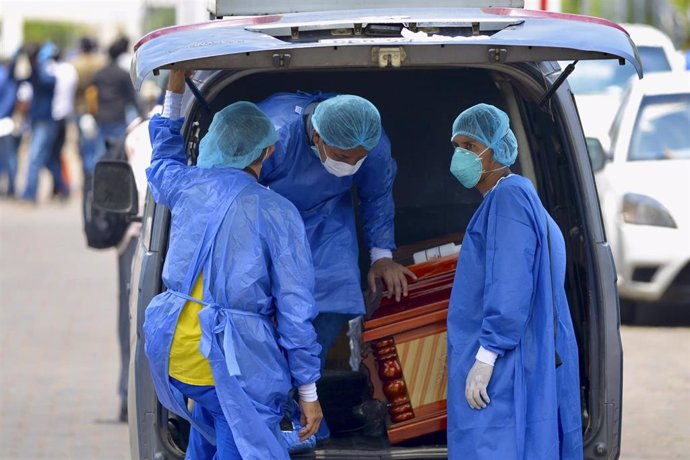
left=565, top=46, right=671, bottom=95
left=628, top=93, right=690, bottom=161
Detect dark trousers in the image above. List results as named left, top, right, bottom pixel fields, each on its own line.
left=170, top=378, right=242, bottom=460
left=0, top=134, right=19, bottom=196
left=50, top=118, right=69, bottom=196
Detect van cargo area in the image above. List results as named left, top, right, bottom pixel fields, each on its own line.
left=155, top=66, right=594, bottom=458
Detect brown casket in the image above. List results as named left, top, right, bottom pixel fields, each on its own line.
left=362, top=254, right=457, bottom=445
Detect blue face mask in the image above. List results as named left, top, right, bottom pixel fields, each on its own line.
left=450, top=146, right=488, bottom=188
left=450, top=145, right=507, bottom=189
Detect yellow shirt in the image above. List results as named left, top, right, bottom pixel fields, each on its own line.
left=168, top=272, right=215, bottom=385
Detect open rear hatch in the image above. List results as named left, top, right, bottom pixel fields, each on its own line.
left=132, top=7, right=642, bottom=90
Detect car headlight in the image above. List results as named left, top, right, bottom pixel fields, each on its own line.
left=622, top=193, right=677, bottom=228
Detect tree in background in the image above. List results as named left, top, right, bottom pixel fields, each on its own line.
left=561, top=0, right=689, bottom=48
left=24, top=20, right=89, bottom=54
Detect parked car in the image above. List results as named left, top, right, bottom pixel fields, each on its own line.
left=96, top=2, right=643, bottom=458
left=563, top=23, right=683, bottom=145
left=590, top=72, right=690, bottom=314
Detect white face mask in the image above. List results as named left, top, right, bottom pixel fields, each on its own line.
left=312, top=143, right=366, bottom=177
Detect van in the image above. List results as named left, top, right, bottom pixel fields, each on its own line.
left=99, top=2, right=642, bottom=458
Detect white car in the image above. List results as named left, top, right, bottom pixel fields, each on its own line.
left=563, top=23, right=684, bottom=145
left=592, top=72, right=690, bottom=308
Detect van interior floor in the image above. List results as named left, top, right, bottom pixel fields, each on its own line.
left=291, top=370, right=448, bottom=458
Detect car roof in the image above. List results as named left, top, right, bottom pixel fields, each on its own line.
left=621, top=23, right=676, bottom=48
left=621, top=23, right=686, bottom=72
left=630, top=71, right=690, bottom=95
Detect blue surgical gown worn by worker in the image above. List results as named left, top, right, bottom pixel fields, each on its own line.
left=257, top=92, right=396, bottom=316
left=447, top=175, right=583, bottom=460
left=142, top=114, right=321, bottom=460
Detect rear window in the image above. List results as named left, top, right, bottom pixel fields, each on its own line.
left=565, top=46, right=671, bottom=94
left=628, top=93, right=690, bottom=161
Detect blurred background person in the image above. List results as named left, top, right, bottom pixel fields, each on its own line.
left=87, top=38, right=142, bottom=177
left=0, top=48, right=32, bottom=198
left=48, top=45, right=78, bottom=200
left=0, top=57, right=16, bottom=197
left=114, top=36, right=133, bottom=73
left=71, top=37, right=106, bottom=180
left=20, top=42, right=69, bottom=204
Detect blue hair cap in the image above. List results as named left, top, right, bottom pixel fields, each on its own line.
left=198, top=101, right=278, bottom=169
left=312, top=95, right=382, bottom=151
left=451, top=103, right=518, bottom=166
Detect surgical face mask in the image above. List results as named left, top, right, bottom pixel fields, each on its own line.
left=450, top=146, right=488, bottom=188
left=450, top=146, right=506, bottom=189
left=313, top=143, right=366, bottom=177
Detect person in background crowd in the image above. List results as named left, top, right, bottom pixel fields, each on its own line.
left=111, top=36, right=138, bottom=122
left=0, top=49, right=31, bottom=197
left=87, top=38, right=142, bottom=174
left=71, top=37, right=106, bottom=179
left=20, top=42, right=69, bottom=203
left=48, top=45, right=78, bottom=200
left=114, top=36, right=133, bottom=73
left=0, top=60, right=16, bottom=196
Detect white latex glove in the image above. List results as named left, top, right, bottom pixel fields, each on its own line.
left=465, top=360, right=494, bottom=409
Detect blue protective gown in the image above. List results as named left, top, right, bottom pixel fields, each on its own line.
left=142, top=115, right=321, bottom=460
left=447, top=175, right=583, bottom=460
left=257, top=92, right=397, bottom=315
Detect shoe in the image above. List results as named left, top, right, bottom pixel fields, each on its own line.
left=16, top=197, right=38, bottom=207
left=52, top=191, right=70, bottom=203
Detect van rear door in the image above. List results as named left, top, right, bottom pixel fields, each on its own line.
left=131, top=8, right=642, bottom=89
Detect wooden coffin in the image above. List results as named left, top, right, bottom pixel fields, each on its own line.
left=362, top=254, right=457, bottom=445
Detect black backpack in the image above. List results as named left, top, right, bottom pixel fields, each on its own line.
left=82, top=138, right=130, bottom=249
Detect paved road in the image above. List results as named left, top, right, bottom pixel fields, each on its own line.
left=1, top=194, right=689, bottom=459
left=0, top=197, right=129, bottom=460
left=620, top=323, right=690, bottom=460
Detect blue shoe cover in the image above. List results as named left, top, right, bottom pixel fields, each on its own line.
left=315, top=419, right=331, bottom=442
left=282, top=422, right=316, bottom=454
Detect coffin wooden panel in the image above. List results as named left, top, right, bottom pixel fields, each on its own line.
left=362, top=254, right=457, bottom=445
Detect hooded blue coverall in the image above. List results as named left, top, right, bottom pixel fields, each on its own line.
left=143, top=114, right=321, bottom=459
left=257, top=92, right=397, bottom=360
left=447, top=175, right=583, bottom=459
